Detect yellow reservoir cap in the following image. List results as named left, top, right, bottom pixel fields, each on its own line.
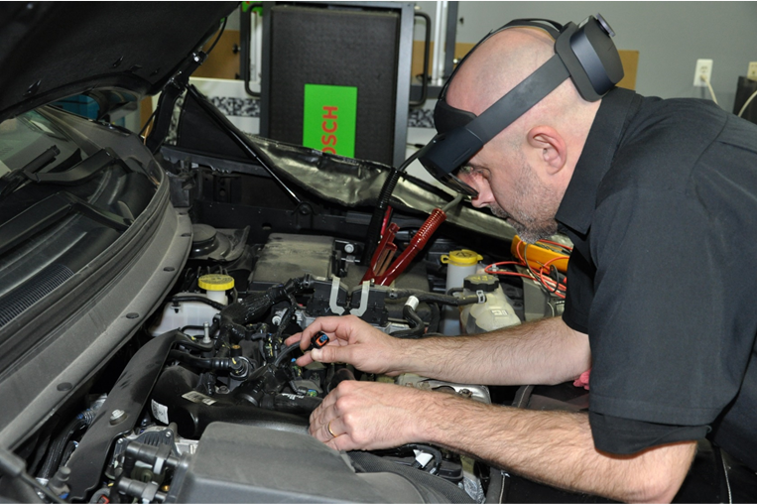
left=198, top=274, right=235, bottom=291
left=440, top=249, right=483, bottom=267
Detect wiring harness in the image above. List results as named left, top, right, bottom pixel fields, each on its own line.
left=484, top=237, right=571, bottom=300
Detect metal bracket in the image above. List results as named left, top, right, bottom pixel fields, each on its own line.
left=350, top=281, right=371, bottom=317
left=329, top=276, right=345, bottom=315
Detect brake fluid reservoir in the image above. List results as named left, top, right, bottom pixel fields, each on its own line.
left=197, top=274, right=234, bottom=305
left=149, top=274, right=234, bottom=336
left=441, top=249, right=484, bottom=292
left=460, top=274, right=520, bottom=334
left=440, top=250, right=484, bottom=335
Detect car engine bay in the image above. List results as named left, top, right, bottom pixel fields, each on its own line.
left=55, top=222, right=547, bottom=503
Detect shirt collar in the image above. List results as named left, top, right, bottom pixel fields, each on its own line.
left=555, top=87, right=641, bottom=236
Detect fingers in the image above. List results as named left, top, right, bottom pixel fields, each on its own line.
left=285, top=315, right=354, bottom=350
left=287, top=315, right=371, bottom=367
left=323, top=417, right=357, bottom=452
left=308, top=381, right=426, bottom=453
left=283, top=319, right=329, bottom=350
left=294, top=339, right=344, bottom=367
left=309, top=384, right=338, bottom=428
left=308, top=389, right=361, bottom=452
left=310, top=342, right=351, bottom=365
left=327, top=419, right=339, bottom=438
left=283, top=333, right=304, bottom=347
left=285, top=318, right=335, bottom=367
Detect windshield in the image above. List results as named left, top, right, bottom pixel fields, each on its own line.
left=0, top=110, right=84, bottom=178
left=0, top=106, right=159, bottom=330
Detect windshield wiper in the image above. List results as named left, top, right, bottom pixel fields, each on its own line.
left=0, top=145, right=60, bottom=197
left=24, top=148, right=119, bottom=185
left=1, top=147, right=123, bottom=200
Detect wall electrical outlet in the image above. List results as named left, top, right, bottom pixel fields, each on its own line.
left=748, top=62, right=757, bottom=81
left=693, top=59, right=713, bottom=87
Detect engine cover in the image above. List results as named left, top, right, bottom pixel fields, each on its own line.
left=165, top=423, right=427, bottom=503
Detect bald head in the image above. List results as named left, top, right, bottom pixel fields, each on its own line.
left=445, top=26, right=597, bottom=146
left=448, top=27, right=556, bottom=114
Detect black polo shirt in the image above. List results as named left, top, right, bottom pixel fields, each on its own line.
left=556, top=87, right=757, bottom=471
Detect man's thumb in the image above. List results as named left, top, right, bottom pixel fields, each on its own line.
left=310, top=347, right=329, bottom=362
left=311, top=344, right=348, bottom=364
left=310, top=348, right=323, bottom=361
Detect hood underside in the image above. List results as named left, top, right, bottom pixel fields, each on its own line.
left=0, top=1, right=238, bottom=122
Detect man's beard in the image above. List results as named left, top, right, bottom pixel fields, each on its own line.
left=489, top=204, right=556, bottom=243
left=488, top=158, right=559, bottom=244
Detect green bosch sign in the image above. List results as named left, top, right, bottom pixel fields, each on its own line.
left=302, top=84, right=357, bottom=158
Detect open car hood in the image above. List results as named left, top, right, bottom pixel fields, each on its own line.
left=0, top=2, right=238, bottom=122
left=164, top=85, right=518, bottom=243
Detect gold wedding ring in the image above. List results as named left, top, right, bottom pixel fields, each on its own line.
left=327, top=419, right=337, bottom=438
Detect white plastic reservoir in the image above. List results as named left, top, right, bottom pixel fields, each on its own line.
left=440, top=249, right=484, bottom=335
left=460, top=274, right=520, bottom=334
left=149, top=274, right=234, bottom=336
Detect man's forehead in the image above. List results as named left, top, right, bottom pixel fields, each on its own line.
left=446, top=27, right=556, bottom=111
left=444, top=72, right=476, bottom=111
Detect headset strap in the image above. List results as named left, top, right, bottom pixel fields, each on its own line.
left=438, top=18, right=566, bottom=101
left=466, top=54, right=569, bottom=143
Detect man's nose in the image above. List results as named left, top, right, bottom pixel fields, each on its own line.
left=471, top=188, right=495, bottom=208
left=459, top=173, right=494, bottom=208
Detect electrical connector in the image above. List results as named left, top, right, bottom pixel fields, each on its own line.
left=307, top=332, right=329, bottom=351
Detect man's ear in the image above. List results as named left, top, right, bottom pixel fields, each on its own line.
left=526, top=126, right=566, bottom=174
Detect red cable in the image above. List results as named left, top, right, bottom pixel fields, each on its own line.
left=375, top=208, right=447, bottom=286
left=485, top=255, right=567, bottom=298
left=380, top=206, right=393, bottom=238
left=536, top=239, right=573, bottom=252
left=537, top=256, right=568, bottom=294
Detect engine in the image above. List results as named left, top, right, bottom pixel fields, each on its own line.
left=44, top=227, right=525, bottom=503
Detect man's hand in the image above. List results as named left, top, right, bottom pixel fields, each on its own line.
left=308, top=380, right=430, bottom=451
left=284, top=315, right=409, bottom=375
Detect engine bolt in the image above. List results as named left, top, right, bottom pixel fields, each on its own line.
left=109, top=409, right=127, bottom=425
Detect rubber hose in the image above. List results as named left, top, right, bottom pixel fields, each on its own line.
left=326, top=367, right=357, bottom=394
left=171, top=295, right=225, bottom=311
left=390, top=289, right=480, bottom=307
left=391, top=304, right=425, bottom=339
left=38, top=416, right=87, bottom=479
left=168, top=350, right=233, bottom=371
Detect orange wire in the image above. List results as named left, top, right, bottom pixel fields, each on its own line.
left=536, top=239, right=573, bottom=252
left=486, top=245, right=569, bottom=299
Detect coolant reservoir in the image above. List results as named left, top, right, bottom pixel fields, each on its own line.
left=149, top=274, right=234, bottom=336
left=460, top=274, right=520, bottom=334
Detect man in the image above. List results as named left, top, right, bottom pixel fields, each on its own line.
left=286, top=19, right=757, bottom=503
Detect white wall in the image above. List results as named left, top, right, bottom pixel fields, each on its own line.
left=414, top=1, right=757, bottom=112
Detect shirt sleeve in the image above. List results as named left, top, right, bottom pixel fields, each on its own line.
left=562, top=248, right=593, bottom=334
left=589, top=412, right=709, bottom=454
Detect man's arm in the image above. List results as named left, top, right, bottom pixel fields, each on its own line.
left=288, top=315, right=591, bottom=386
left=397, top=315, right=590, bottom=385
left=313, top=382, right=696, bottom=503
